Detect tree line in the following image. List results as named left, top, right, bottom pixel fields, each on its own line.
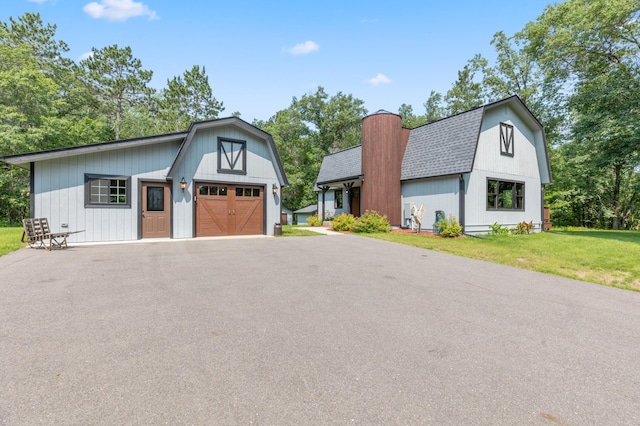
left=1, top=0, right=639, bottom=229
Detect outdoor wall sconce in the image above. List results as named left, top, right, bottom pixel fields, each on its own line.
left=180, top=177, right=187, bottom=191
left=272, top=183, right=278, bottom=195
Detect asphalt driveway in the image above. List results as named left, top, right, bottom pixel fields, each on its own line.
left=1, top=234, right=639, bottom=425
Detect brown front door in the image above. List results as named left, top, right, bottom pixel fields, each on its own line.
left=196, top=184, right=264, bottom=236
left=350, top=187, right=361, bottom=217
left=142, top=182, right=171, bottom=238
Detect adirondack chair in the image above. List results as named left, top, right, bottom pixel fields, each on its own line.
left=22, top=218, right=81, bottom=251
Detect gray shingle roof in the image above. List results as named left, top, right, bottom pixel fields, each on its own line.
left=316, top=145, right=362, bottom=185
left=294, top=204, right=318, bottom=214
left=401, top=107, right=484, bottom=180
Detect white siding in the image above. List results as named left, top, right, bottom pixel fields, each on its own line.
left=465, top=105, right=543, bottom=233
left=171, top=125, right=282, bottom=237
left=401, top=177, right=460, bottom=231
left=34, top=141, right=180, bottom=243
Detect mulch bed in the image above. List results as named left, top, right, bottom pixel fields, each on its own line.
left=329, top=228, right=441, bottom=237
left=389, top=228, right=440, bottom=237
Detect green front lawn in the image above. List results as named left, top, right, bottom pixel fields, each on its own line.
left=0, top=227, right=25, bottom=257
left=279, top=225, right=323, bottom=236
left=366, top=229, right=640, bottom=291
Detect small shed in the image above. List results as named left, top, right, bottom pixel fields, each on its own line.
left=294, top=205, right=318, bottom=225
left=281, top=206, right=293, bottom=225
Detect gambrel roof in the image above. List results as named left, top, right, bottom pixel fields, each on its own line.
left=402, top=96, right=551, bottom=183
left=0, top=117, right=289, bottom=186
left=401, top=107, right=484, bottom=180
left=315, top=96, right=552, bottom=186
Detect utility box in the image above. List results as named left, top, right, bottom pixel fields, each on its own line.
left=543, top=206, right=552, bottom=230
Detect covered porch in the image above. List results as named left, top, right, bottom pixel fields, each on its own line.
left=316, top=179, right=362, bottom=221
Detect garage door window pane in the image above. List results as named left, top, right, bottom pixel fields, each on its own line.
left=252, top=188, right=260, bottom=197
left=219, top=187, right=227, bottom=196
left=199, top=186, right=208, bottom=195
left=236, top=187, right=244, bottom=197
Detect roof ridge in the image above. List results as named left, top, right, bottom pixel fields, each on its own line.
left=410, top=104, right=485, bottom=130
left=324, top=144, right=362, bottom=157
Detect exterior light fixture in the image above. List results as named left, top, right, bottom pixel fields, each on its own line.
left=180, top=177, right=187, bottom=191
left=272, top=183, right=278, bottom=195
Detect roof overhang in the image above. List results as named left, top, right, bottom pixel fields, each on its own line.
left=316, top=175, right=363, bottom=188
left=0, top=133, right=188, bottom=169
left=0, top=117, right=290, bottom=187
left=400, top=172, right=470, bottom=183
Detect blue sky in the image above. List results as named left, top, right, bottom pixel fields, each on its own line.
left=3, top=0, right=554, bottom=123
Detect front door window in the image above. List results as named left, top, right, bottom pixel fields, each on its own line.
left=147, top=186, right=165, bottom=211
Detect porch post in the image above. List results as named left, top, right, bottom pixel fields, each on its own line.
left=343, top=182, right=353, bottom=214
left=320, top=185, right=329, bottom=221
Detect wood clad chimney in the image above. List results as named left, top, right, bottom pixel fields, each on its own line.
left=361, top=110, right=404, bottom=226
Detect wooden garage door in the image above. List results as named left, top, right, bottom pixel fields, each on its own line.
left=196, top=184, right=264, bottom=236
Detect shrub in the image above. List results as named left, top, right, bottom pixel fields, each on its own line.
left=332, top=213, right=356, bottom=231
left=305, top=214, right=322, bottom=227
left=438, top=214, right=463, bottom=237
left=512, top=221, right=534, bottom=235
left=489, top=222, right=510, bottom=235
left=351, top=210, right=391, bottom=233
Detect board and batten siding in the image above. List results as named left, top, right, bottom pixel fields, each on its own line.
left=34, top=141, right=180, bottom=243
left=401, top=176, right=460, bottom=231
left=316, top=190, right=347, bottom=219
left=464, top=105, right=544, bottom=233
left=171, top=125, right=282, bottom=238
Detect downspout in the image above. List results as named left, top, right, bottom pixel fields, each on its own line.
left=541, top=184, right=545, bottom=232
left=29, top=162, right=35, bottom=218
left=459, top=174, right=465, bottom=232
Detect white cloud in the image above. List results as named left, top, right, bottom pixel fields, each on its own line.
left=78, top=51, right=94, bottom=61
left=366, top=73, right=391, bottom=86
left=360, top=18, right=379, bottom=24
left=83, top=0, right=159, bottom=22
left=283, top=40, right=319, bottom=55
left=27, top=0, right=50, bottom=3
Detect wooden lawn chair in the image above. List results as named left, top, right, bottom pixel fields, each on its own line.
left=22, top=218, right=80, bottom=251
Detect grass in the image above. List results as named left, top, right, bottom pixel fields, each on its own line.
left=279, top=225, right=323, bottom=237
left=365, top=229, right=640, bottom=291
left=0, top=227, right=26, bottom=257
